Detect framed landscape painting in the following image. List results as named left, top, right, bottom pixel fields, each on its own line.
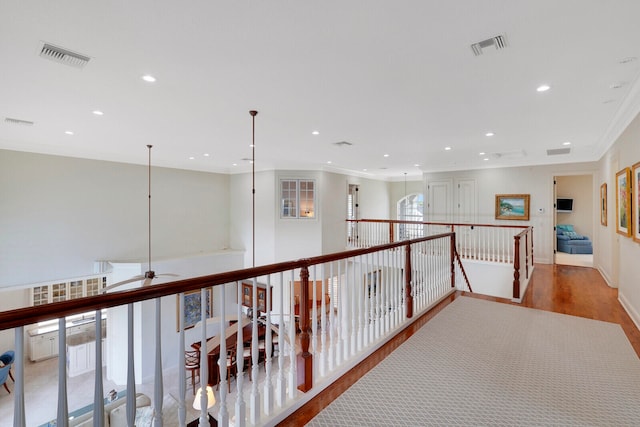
left=495, top=194, right=530, bottom=221
left=615, top=168, right=632, bottom=237
left=600, top=183, right=607, bottom=226
left=633, top=162, right=640, bottom=242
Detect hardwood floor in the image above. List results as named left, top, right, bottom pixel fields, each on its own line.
left=279, top=263, right=640, bottom=426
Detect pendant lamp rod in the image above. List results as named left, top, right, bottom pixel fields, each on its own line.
left=147, top=144, right=154, bottom=278
left=250, top=110, right=258, bottom=268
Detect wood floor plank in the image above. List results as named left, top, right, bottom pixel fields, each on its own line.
left=279, top=263, right=640, bottom=426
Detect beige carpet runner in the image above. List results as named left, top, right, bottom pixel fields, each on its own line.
left=307, top=297, right=640, bottom=426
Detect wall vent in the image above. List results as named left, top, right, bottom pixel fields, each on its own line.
left=547, top=148, right=571, bottom=156
left=471, top=34, right=508, bottom=56
left=39, top=43, right=90, bottom=68
left=5, top=117, right=34, bottom=126
left=333, top=141, right=353, bottom=147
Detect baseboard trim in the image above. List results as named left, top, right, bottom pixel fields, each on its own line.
left=619, top=292, right=640, bottom=332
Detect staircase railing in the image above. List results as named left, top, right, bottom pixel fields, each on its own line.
left=0, top=232, right=468, bottom=427
left=347, top=219, right=533, bottom=300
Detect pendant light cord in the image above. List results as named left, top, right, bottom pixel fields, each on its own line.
left=250, top=110, right=258, bottom=268
left=147, top=144, right=153, bottom=275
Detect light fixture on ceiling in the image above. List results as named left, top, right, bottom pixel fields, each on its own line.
left=479, top=152, right=486, bottom=156
left=249, top=110, right=258, bottom=268
left=312, top=131, right=320, bottom=135
left=189, top=156, right=195, bottom=160
left=203, top=153, right=210, bottom=157
left=485, top=132, right=494, bottom=137
left=383, top=154, right=389, bottom=157
left=65, top=131, right=74, bottom=135
left=414, top=164, right=420, bottom=167
left=327, top=160, right=332, bottom=164
left=445, top=147, right=452, bottom=151
left=536, top=84, right=550, bottom=92
left=562, top=141, right=571, bottom=146
left=141, top=75, right=156, bottom=83
left=483, top=157, right=490, bottom=161
left=92, top=110, right=104, bottom=116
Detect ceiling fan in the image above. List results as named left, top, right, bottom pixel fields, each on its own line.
left=102, top=145, right=178, bottom=292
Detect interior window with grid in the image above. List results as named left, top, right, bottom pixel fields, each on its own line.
left=280, top=179, right=315, bottom=219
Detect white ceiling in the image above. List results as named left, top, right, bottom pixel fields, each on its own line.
left=2, top=1, right=640, bottom=179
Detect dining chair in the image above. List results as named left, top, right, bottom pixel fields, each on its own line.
left=184, top=349, right=200, bottom=395
left=218, top=346, right=237, bottom=393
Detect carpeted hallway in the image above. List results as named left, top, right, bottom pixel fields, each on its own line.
left=307, top=297, right=640, bottom=426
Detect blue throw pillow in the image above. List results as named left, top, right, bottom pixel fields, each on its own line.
left=557, top=224, right=574, bottom=232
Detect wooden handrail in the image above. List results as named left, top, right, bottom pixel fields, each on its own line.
left=0, top=232, right=455, bottom=331
left=347, top=218, right=530, bottom=230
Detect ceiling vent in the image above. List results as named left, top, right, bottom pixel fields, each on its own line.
left=547, top=148, right=571, bottom=156
left=333, top=141, right=353, bottom=147
left=471, top=34, right=508, bottom=56
left=5, top=117, right=34, bottom=126
left=39, top=43, right=90, bottom=68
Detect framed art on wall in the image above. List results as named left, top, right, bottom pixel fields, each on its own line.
left=600, top=183, right=607, bottom=226
left=177, top=287, right=213, bottom=331
left=632, top=162, right=640, bottom=242
left=495, top=194, right=530, bottom=221
left=615, top=168, right=632, bottom=237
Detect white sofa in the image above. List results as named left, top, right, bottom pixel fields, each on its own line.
left=68, top=393, right=179, bottom=427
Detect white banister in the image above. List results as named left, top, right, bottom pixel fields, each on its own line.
left=94, top=310, right=105, bottom=427
left=13, top=326, right=25, bottom=427
left=263, top=275, right=274, bottom=415
left=178, top=293, right=187, bottom=427
left=126, top=303, right=137, bottom=427
left=198, top=289, right=208, bottom=426
left=57, top=318, right=69, bottom=426
left=236, top=281, right=246, bottom=427
left=218, top=284, right=229, bottom=427
left=154, top=298, right=164, bottom=427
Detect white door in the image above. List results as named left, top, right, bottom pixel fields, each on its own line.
left=456, top=179, right=477, bottom=223
left=427, top=179, right=453, bottom=223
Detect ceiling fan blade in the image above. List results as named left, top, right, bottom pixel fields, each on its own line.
left=158, top=273, right=179, bottom=278
left=101, top=275, right=145, bottom=293
left=143, top=277, right=154, bottom=287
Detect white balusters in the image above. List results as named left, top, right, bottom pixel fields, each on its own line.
left=154, top=298, right=164, bottom=427
left=218, top=285, right=229, bottom=427
left=57, top=318, right=69, bottom=426
left=14, top=326, right=25, bottom=427
left=178, top=293, right=187, bottom=427
left=276, top=273, right=286, bottom=408
left=249, top=277, right=260, bottom=425
left=287, top=271, right=296, bottom=399
left=197, top=289, right=208, bottom=427
left=236, top=281, right=246, bottom=426
left=94, top=310, right=105, bottom=427
left=264, top=275, right=274, bottom=415
left=126, top=303, right=137, bottom=427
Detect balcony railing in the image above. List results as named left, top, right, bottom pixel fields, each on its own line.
left=1, top=232, right=469, bottom=427
left=346, top=219, right=534, bottom=302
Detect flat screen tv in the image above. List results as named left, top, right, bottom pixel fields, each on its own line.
left=556, top=198, right=573, bottom=212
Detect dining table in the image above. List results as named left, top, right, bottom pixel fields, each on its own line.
left=191, top=318, right=266, bottom=387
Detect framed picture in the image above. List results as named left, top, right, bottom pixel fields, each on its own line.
left=365, top=270, right=381, bottom=298
left=176, top=287, right=213, bottom=331
left=615, top=168, right=632, bottom=237
left=495, top=194, right=530, bottom=221
left=633, top=162, right=640, bottom=242
left=600, top=183, right=607, bottom=226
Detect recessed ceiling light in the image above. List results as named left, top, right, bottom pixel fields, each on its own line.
left=64, top=131, right=74, bottom=135
left=536, top=84, right=550, bottom=92
left=249, top=160, right=254, bottom=164
left=327, top=160, right=332, bottom=164
left=444, top=147, right=452, bottom=151
left=188, top=156, right=195, bottom=160
left=485, top=132, right=494, bottom=137
left=483, top=158, right=490, bottom=161
left=203, top=153, right=210, bottom=157
left=249, top=144, right=255, bottom=148
left=92, top=110, right=104, bottom=116
left=383, top=154, right=389, bottom=158
left=141, top=75, right=156, bottom=83
left=414, top=164, right=420, bottom=167
left=363, top=168, right=367, bottom=171
left=312, top=131, right=320, bottom=135
left=232, top=163, right=238, bottom=166
left=562, top=141, right=571, bottom=146
left=479, top=152, right=486, bottom=156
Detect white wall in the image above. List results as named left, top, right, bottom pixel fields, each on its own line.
left=0, top=150, right=231, bottom=288
left=422, top=162, right=598, bottom=264
left=599, top=112, right=640, bottom=329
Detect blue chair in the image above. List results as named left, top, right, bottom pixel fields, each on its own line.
left=0, top=365, right=11, bottom=393
left=0, top=351, right=14, bottom=382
